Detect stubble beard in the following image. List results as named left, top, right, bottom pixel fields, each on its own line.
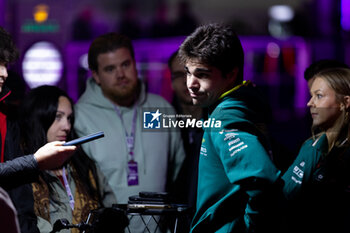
left=110, top=80, right=140, bottom=106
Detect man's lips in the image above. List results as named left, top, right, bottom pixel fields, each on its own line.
left=189, top=92, right=204, bottom=98
left=118, top=81, right=129, bottom=85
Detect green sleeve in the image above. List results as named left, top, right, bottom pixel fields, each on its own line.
left=282, top=134, right=328, bottom=200
left=210, top=129, right=281, bottom=230
left=211, top=130, right=279, bottom=184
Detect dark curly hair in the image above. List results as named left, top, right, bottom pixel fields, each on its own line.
left=179, top=23, right=244, bottom=84
left=0, top=26, right=19, bottom=64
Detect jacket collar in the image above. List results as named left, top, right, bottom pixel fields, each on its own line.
left=0, top=85, right=11, bottom=103
left=208, top=80, right=251, bottom=114
left=218, top=80, right=251, bottom=100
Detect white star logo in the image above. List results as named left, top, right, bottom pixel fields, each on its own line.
left=150, top=109, right=162, bottom=122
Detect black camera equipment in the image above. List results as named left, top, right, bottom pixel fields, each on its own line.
left=50, top=207, right=129, bottom=233
left=50, top=218, right=91, bottom=233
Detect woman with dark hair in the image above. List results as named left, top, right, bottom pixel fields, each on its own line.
left=19, top=85, right=116, bottom=233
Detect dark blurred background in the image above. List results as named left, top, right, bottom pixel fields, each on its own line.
left=1, top=0, right=349, bottom=168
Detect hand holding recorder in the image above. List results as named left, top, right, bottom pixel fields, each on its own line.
left=63, top=131, right=104, bottom=146
left=35, top=132, right=104, bottom=170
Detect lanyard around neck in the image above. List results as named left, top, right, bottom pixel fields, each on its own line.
left=113, top=105, right=138, bottom=161
left=62, top=167, right=75, bottom=211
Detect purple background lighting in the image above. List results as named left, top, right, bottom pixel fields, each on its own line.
left=1, top=0, right=348, bottom=154
left=341, top=0, right=350, bottom=30
left=65, top=36, right=309, bottom=114
left=0, top=0, right=4, bottom=26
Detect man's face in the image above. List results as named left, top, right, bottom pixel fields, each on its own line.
left=170, top=56, right=192, bottom=105
left=93, top=47, right=138, bottom=106
left=0, top=63, right=8, bottom=93
left=185, top=59, right=235, bottom=107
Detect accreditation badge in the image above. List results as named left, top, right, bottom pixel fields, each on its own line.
left=127, top=160, right=139, bottom=186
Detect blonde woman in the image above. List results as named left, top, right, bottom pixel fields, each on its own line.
left=282, top=67, right=350, bottom=233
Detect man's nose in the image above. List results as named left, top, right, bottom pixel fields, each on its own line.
left=116, top=67, right=125, bottom=79
left=187, top=75, right=199, bottom=90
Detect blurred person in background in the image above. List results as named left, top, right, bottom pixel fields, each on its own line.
left=116, top=2, right=142, bottom=39
left=71, top=7, right=94, bottom=41
left=167, top=49, right=203, bottom=232
left=149, top=1, right=173, bottom=38
left=172, top=1, right=198, bottom=36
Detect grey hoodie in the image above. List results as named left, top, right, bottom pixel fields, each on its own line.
left=74, top=78, right=185, bottom=204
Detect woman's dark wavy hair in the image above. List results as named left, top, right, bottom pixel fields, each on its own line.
left=19, top=85, right=102, bottom=205
left=179, top=23, right=244, bottom=84
left=19, top=85, right=74, bottom=153
left=0, top=26, right=19, bottom=64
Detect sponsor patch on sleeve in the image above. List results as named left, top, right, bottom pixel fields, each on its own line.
left=221, top=131, right=248, bottom=157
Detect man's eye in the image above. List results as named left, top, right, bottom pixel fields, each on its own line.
left=105, top=67, right=114, bottom=72
left=196, top=73, right=209, bottom=79
left=122, top=61, right=130, bottom=68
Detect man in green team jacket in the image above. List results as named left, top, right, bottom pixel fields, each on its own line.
left=178, top=23, right=284, bottom=233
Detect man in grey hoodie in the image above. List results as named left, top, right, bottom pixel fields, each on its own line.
left=74, top=33, right=185, bottom=231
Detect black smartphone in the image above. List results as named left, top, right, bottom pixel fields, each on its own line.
left=128, top=195, right=167, bottom=204
left=63, top=131, right=104, bottom=146
left=138, top=191, right=170, bottom=199
left=127, top=203, right=171, bottom=210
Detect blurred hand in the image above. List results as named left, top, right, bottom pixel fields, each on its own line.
left=34, top=141, right=77, bottom=170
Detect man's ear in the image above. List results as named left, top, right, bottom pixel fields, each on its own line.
left=225, top=67, right=238, bottom=83
left=92, top=71, right=100, bottom=85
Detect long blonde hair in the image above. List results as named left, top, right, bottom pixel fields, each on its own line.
left=312, top=67, right=350, bottom=151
